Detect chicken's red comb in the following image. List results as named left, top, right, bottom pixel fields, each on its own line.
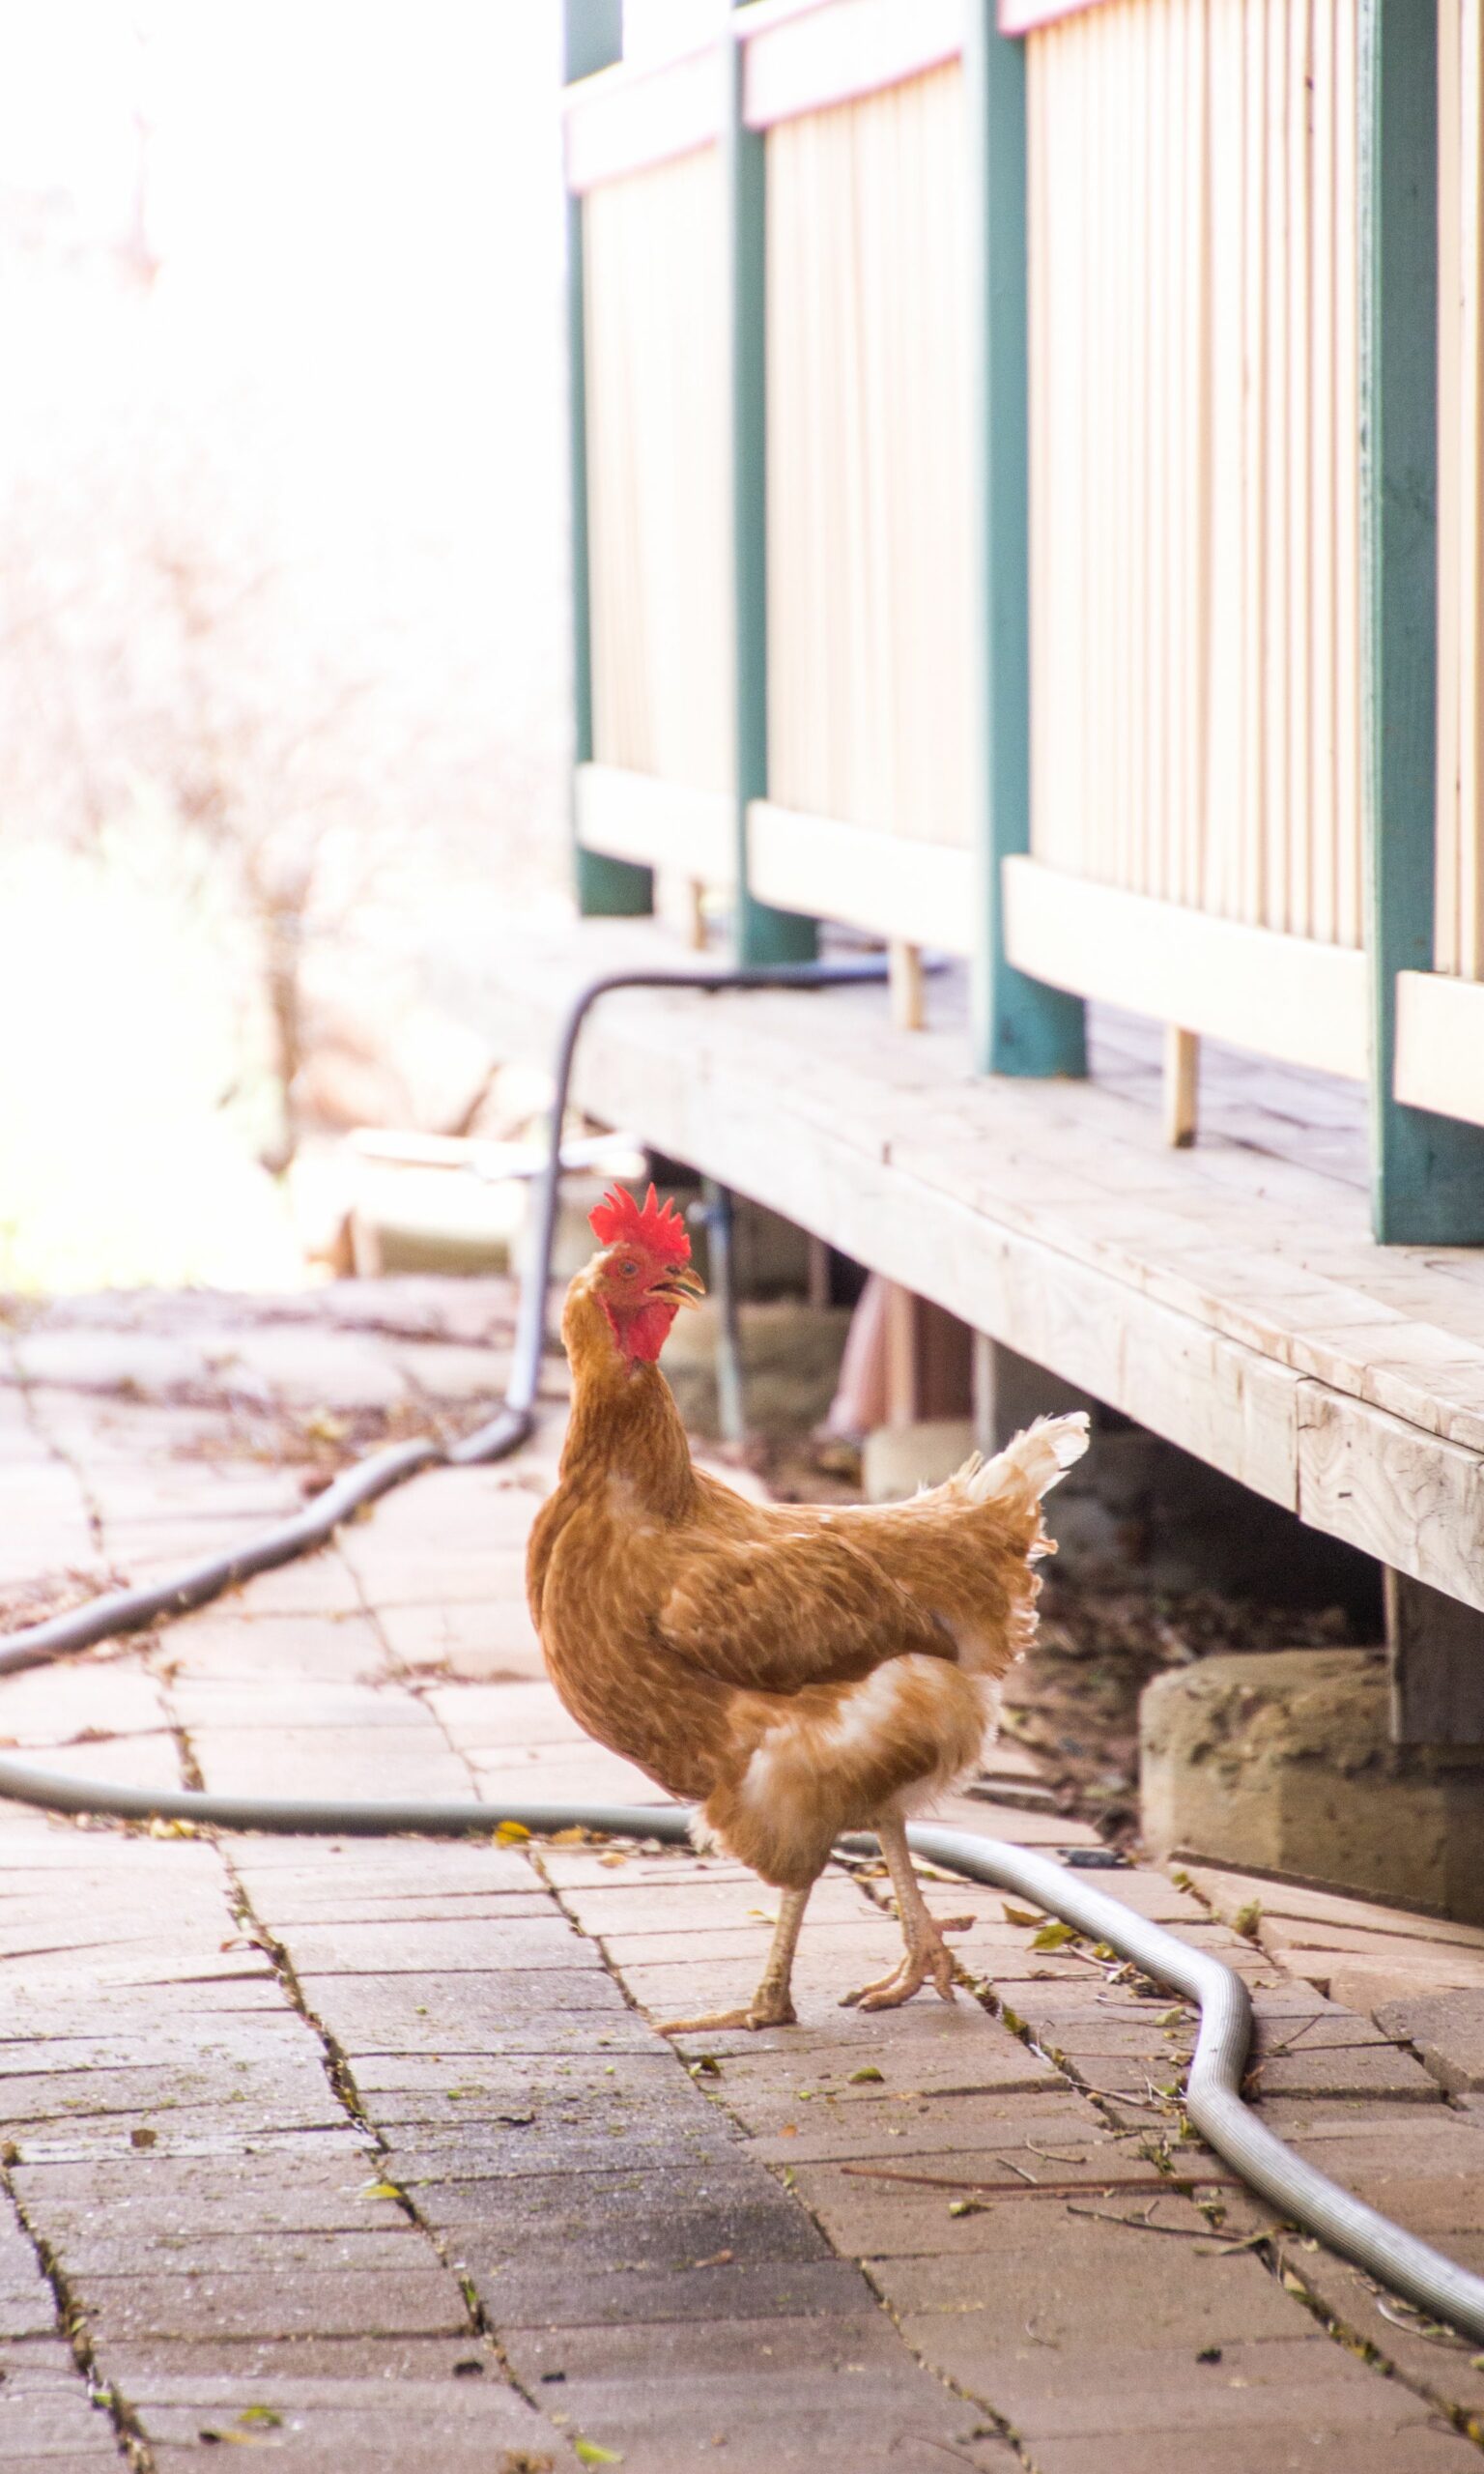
left=588, top=1182, right=691, bottom=1265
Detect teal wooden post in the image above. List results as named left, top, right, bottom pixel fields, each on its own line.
left=726, top=12, right=816, bottom=965
left=564, top=0, right=654, bottom=919
left=1362, top=0, right=1484, bottom=1238
left=964, top=8, right=1085, bottom=1077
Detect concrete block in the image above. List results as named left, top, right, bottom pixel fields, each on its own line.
left=1141, top=1650, right=1484, bottom=1923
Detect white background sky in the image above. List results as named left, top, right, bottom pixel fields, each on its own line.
left=0, top=2, right=572, bottom=743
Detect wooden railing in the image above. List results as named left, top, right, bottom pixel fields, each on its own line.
left=566, top=45, right=735, bottom=932
left=753, top=27, right=975, bottom=1020
left=1006, top=0, right=1369, bottom=1127
left=562, top=0, right=1484, bottom=1235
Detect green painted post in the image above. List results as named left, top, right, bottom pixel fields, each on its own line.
left=964, top=8, right=1085, bottom=1077
left=725, top=12, right=816, bottom=965
left=564, top=0, right=654, bottom=919
left=1362, top=0, right=1484, bottom=1239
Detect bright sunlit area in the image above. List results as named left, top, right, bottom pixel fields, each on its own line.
left=0, top=2, right=572, bottom=1289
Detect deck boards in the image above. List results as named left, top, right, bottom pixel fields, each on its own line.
left=463, top=918, right=1484, bottom=1607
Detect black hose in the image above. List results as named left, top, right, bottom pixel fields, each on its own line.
left=4, top=947, right=1484, bottom=2347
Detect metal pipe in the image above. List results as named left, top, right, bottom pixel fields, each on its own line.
left=2, top=947, right=1482, bottom=2347
left=0, top=957, right=886, bottom=1670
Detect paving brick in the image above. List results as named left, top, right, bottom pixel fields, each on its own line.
left=1373, top=1989, right=1484, bottom=2092
left=488, top=2255, right=877, bottom=2329
left=74, top=2266, right=471, bottom=2343
left=103, top=2335, right=516, bottom=2384
left=14, top=2152, right=412, bottom=2238
left=1025, top=2432, right=1474, bottom=2473
left=380, top=1597, right=546, bottom=1676
left=737, top=2092, right=1106, bottom=2168
left=785, top=2146, right=1231, bottom=2257
left=274, top=1916, right=602, bottom=1976
left=194, top=1730, right=470, bottom=1799
left=297, top=1972, right=654, bottom=2054
left=877, top=2209, right=1307, bottom=2348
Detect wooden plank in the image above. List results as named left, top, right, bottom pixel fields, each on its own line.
left=565, top=44, right=728, bottom=193
left=1394, top=966, right=1484, bottom=1130
left=1361, top=0, right=1484, bottom=1238
left=966, top=6, right=1087, bottom=1076
left=1002, top=853, right=1369, bottom=1078
left=564, top=1, right=654, bottom=922
left=748, top=801, right=974, bottom=949
left=475, top=911, right=1484, bottom=1598
left=999, top=0, right=1114, bottom=32
left=740, top=0, right=964, bottom=128
left=576, top=763, right=736, bottom=884
left=1299, top=1386, right=1484, bottom=1617
left=1386, top=1568, right=1484, bottom=1743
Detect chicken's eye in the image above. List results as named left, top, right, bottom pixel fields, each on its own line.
left=617, top=1258, right=639, bottom=1279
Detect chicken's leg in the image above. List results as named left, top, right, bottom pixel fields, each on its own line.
left=841, top=1817, right=966, bottom=2011
left=656, top=1883, right=813, bottom=2036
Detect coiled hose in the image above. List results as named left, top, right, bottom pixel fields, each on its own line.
left=2, top=958, right=1483, bottom=2345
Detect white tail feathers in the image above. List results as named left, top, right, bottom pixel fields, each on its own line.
left=950, top=1411, right=1091, bottom=1510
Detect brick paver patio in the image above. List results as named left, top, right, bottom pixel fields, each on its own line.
left=3, top=1283, right=1484, bottom=2470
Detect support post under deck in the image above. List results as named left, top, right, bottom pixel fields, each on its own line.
left=964, top=8, right=1086, bottom=1080
left=1361, top=0, right=1484, bottom=1238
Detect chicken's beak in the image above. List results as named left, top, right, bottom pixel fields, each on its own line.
left=654, top=1265, right=705, bottom=1310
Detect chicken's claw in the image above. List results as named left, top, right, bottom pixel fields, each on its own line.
left=841, top=1928, right=959, bottom=2012
left=655, top=1997, right=796, bottom=2037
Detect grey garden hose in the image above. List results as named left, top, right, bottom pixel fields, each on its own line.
left=2, top=964, right=1483, bottom=2350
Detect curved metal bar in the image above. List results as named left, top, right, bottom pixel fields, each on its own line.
left=3, top=940, right=1482, bottom=2347
left=0, top=1756, right=1478, bottom=2344
left=0, top=956, right=887, bottom=1673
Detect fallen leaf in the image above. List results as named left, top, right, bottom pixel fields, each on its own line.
left=130, top=2127, right=157, bottom=2149
left=692, top=2249, right=732, bottom=2268
left=1001, top=1903, right=1042, bottom=1927
left=949, top=2199, right=987, bottom=2219
left=493, top=1820, right=530, bottom=1845
left=360, top=2181, right=402, bottom=2201
left=596, top=1852, right=628, bottom=1869
left=847, top=2066, right=883, bottom=2086
left=574, top=2442, right=624, bottom=2466
left=237, top=2408, right=284, bottom=2429
left=1031, top=1921, right=1076, bottom=1952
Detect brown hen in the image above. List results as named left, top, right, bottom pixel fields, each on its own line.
left=528, top=1184, right=1088, bottom=2032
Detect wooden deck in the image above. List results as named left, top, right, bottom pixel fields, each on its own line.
left=464, top=916, right=1484, bottom=1617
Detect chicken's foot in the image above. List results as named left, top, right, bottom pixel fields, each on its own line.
left=656, top=1882, right=812, bottom=2036
left=841, top=1816, right=964, bottom=2012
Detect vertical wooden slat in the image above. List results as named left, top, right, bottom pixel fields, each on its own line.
left=565, top=0, right=654, bottom=918
left=1022, top=0, right=1364, bottom=977
left=1241, top=0, right=1269, bottom=929
left=1362, top=0, right=1484, bottom=1239
left=1287, top=0, right=1312, bottom=942
left=1206, top=0, right=1241, bottom=919
left=1458, top=0, right=1484, bottom=976
left=1333, top=0, right=1362, bottom=949
left=1265, top=0, right=1290, bottom=934
left=1311, top=0, right=1337, bottom=949
left=727, top=14, right=815, bottom=965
